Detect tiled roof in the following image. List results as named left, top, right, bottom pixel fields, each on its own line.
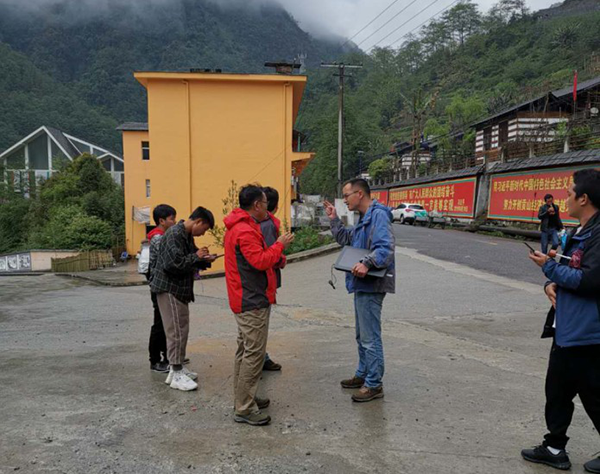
left=46, top=126, right=81, bottom=159
left=116, top=122, right=149, bottom=131
left=385, top=165, right=485, bottom=188
left=552, top=76, right=600, bottom=99
left=488, top=149, right=600, bottom=174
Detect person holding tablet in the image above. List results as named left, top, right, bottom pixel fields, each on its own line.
left=324, top=178, right=395, bottom=403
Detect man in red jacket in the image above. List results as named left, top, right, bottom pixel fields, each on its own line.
left=224, top=184, right=294, bottom=426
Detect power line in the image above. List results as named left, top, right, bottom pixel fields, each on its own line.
left=355, top=0, right=421, bottom=48
left=364, top=0, right=445, bottom=52
left=340, top=0, right=403, bottom=49
left=385, top=0, right=461, bottom=49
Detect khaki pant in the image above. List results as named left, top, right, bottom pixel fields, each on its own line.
left=233, top=306, right=271, bottom=415
left=156, top=292, right=189, bottom=366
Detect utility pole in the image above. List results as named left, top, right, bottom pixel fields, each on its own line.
left=321, top=62, right=362, bottom=197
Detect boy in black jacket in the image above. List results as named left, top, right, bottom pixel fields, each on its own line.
left=150, top=206, right=217, bottom=391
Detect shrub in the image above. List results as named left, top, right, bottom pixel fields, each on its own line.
left=284, top=226, right=333, bottom=255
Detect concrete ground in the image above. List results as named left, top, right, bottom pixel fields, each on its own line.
left=1, top=225, right=598, bottom=473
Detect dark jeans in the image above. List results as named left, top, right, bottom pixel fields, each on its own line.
left=543, top=343, right=600, bottom=449
left=149, top=291, right=168, bottom=364
left=541, top=228, right=560, bottom=254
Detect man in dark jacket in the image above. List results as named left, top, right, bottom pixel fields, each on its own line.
left=224, top=185, right=294, bottom=426
left=538, top=194, right=564, bottom=253
left=324, top=178, right=395, bottom=403
left=522, top=169, right=600, bottom=472
left=146, top=204, right=177, bottom=373
left=150, top=206, right=216, bottom=392
left=260, top=186, right=286, bottom=372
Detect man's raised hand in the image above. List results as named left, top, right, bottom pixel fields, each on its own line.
left=323, top=200, right=337, bottom=219
left=277, top=232, right=295, bottom=249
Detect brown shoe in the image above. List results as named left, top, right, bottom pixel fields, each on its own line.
left=340, top=376, right=365, bottom=389
left=351, top=386, right=384, bottom=402
left=255, top=397, right=270, bottom=410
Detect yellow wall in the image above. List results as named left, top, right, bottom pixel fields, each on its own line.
left=123, top=72, right=312, bottom=272
left=123, top=130, right=150, bottom=255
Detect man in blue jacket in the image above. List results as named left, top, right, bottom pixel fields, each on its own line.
left=324, top=178, right=395, bottom=403
left=522, top=168, right=600, bottom=472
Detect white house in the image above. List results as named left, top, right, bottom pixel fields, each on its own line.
left=0, top=126, right=124, bottom=191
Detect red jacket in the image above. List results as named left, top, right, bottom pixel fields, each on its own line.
left=224, top=209, right=285, bottom=314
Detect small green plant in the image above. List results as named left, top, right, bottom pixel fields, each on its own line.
left=209, top=180, right=239, bottom=248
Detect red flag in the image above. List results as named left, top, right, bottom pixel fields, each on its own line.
left=573, top=70, right=578, bottom=103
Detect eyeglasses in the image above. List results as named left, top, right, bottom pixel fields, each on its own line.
left=342, top=191, right=359, bottom=199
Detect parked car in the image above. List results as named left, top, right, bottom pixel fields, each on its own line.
left=391, top=203, right=428, bottom=225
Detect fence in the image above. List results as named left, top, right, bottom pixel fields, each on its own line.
left=51, top=250, right=114, bottom=273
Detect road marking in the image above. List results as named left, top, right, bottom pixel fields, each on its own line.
left=475, top=240, right=498, bottom=245
left=395, top=247, right=542, bottom=294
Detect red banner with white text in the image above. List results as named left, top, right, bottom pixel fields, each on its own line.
left=388, top=177, right=477, bottom=218
left=487, top=166, right=599, bottom=226
left=370, top=189, right=389, bottom=207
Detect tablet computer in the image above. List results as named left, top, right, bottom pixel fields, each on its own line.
left=333, top=246, right=387, bottom=278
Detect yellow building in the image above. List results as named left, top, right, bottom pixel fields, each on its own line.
left=118, top=69, right=314, bottom=271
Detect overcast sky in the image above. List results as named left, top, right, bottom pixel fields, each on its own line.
left=275, top=0, right=560, bottom=47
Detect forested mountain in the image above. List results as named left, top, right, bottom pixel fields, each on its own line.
left=297, top=0, right=600, bottom=194
left=0, top=0, right=344, bottom=151
left=0, top=0, right=599, bottom=196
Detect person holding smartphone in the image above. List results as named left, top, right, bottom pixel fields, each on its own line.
left=523, top=169, right=600, bottom=472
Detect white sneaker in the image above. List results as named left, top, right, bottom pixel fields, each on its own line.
left=165, top=366, right=197, bottom=384
left=165, top=368, right=174, bottom=385
left=169, top=371, right=198, bottom=391
left=181, top=366, right=198, bottom=381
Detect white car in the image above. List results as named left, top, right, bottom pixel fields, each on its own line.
left=391, top=203, right=428, bottom=225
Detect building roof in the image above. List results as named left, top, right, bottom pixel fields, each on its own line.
left=116, top=122, right=149, bottom=132
left=552, top=76, right=600, bottom=99
left=46, top=126, right=81, bottom=158
left=472, top=94, right=550, bottom=129
left=471, top=75, right=600, bottom=129
left=133, top=71, right=308, bottom=124
left=0, top=125, right=122, bottom=163
left=488, top=149, right=600, bottom=174
left=386, top=165, right=485, bottom=188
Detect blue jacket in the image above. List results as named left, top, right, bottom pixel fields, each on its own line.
left=542, top=211, right=600, bottom=347
left=330, top=199, right=396, bottom=294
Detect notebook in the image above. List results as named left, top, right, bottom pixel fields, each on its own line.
left=333, top=246, right=387, bottom=278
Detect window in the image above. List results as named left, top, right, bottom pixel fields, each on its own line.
left=483, top=127, right=492, bottom=151
left=145, top=179, right=151, bottom=198
left=28, top=134, right=49, bottom=170
left=397, top=204, right=406, bottom=209
left=409, top=204, right=424, bottom=210
left=5, top=148, right=25, bottom=170
left=498, top=121, right=509, bottom=146
left=142, top=141, right=150, bottom=160
left=113, top=160, right=124, bottom=172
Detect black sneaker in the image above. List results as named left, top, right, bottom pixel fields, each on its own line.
left=521, top=445, right=571, bottom=470
left=263, top=358, right=282, bottom=371
left=150, top=361, right=170, bottom=373
left=585, top=456, right=600, bottom=473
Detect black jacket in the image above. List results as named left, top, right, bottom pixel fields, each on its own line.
left=538, top=203, right=564, bottom=232
left=149, top=221, right=210, bottom=303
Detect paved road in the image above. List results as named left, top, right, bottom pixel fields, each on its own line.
left=3, top=241, right=593, bottom=474
left=392, top=223, right=547, bottom=285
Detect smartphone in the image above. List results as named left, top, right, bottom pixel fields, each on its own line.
left=214, top=254, right=224, bottom=259
left=523, top=242, right=536, bottom=253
